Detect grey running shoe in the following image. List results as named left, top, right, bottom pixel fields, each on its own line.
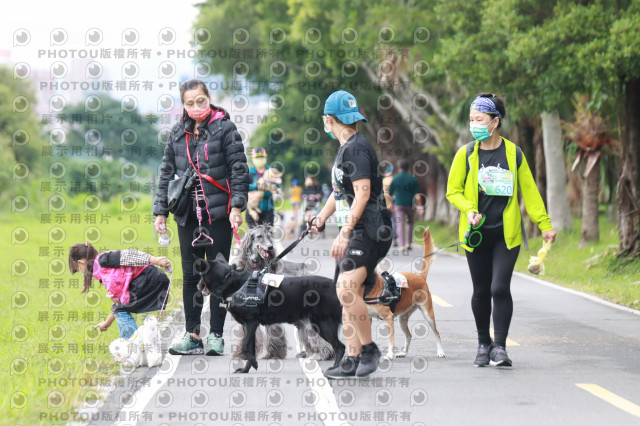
left=489, top=344, right=512, bottom=367
left=474, top=342, right=493, bottom=367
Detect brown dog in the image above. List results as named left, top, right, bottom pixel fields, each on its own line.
left=367, top=228, right=445, bottom=360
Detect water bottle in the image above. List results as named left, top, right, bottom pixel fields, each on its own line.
left=158, top=225, right=170, bottom=246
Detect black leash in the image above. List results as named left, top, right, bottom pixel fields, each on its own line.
left=259, top=218, right=324, bottom=274
left=390, top=241, right=465, bottom=274
left=392, top=216, right=485, bottom=273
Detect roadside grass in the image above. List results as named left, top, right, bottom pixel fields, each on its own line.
left=1, top=194, right=184, bottom=425
left=415, top=215, right=640, bottom=310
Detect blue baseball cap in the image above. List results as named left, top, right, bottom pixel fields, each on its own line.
left=323, top=90, right=367, bottom=124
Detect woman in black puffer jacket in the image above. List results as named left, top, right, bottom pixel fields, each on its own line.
left=154, top=78, right=249, bottom=356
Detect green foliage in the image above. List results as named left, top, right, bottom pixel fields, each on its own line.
left=63, top=95, right=162, bottom=166
left=0, top=65, right=48, bottom=207
left=436, top=0, right=640, bottom=116
left=194, top=0, right=443, bottom=179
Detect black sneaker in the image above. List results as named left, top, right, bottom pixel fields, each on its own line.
left=490, top=344, right=512, bottom=367
left=474, top=342, right=493, bottom=367
left=356, top=342, right=381, bottom=378
left=324, top=356, right=360, bottom=379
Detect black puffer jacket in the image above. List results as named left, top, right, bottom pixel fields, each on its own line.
left=153, top=106, right=249, bottom=227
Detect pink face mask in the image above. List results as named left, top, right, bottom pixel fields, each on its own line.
left=187, top=104, right=211, bottom=121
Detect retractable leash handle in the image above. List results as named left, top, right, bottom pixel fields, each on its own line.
left=463, top=213, right=485, bottom=248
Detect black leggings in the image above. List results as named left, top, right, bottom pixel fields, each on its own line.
left=177, top=204, right=232, bottom=335
left=465, top=226, right=520, bottom=347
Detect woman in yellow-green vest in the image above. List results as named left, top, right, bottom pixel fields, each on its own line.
left=446, top=93, right=556, bottom=368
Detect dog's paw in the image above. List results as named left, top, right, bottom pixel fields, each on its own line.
left=308, top=351, right=333, bottom=361
left=295, top=351, right=307, bottom=358
left=382, top=353, right=395, bottom=361
left=437, top=350, right=446, bottom=358
left=396, top=351, right=407, bottom=358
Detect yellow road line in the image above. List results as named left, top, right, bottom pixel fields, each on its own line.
left=431, top=294, right=453, bottom=307
left=576, top=384, right=640, bottom=418
left=489, top=328, right=520, bottom=346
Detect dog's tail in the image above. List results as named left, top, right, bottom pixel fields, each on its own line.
left=419, top=227, right=435, bottom=280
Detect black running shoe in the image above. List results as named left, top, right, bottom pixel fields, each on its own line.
left=490, top=344, right=512, bottom=367
left=356, top=342, right=381, bottom=378
left=324, top=356, right=360, bottom=379
left=474, top=342, right=493, bottom=367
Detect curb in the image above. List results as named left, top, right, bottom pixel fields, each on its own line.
left=439, top=250, right=640, bottom=317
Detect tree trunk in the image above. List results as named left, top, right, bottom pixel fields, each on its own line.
left=616, top=77, right=640, bottom=257
left=515, top=118, right=536, bottom=176
left=541, top=111, right=572, bottom=231
left=532, top=119, right=546, bottom=211
left=528, top=119, right=545, bottom=238
left=580, top=156, right=600, bottom=245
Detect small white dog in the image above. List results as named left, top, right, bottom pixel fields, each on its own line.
left=109, top=315, right=163, bottom=368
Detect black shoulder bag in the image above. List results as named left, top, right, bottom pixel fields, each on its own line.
left=167, top=166, right=197, bottom=215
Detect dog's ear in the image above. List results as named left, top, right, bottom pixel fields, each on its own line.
left=215, top=252, right=227, bottom=263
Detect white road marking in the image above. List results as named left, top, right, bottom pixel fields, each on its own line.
left=299, top=359, right=344, bottom=426
left=115, top=352, right=181, bottom=426
left=292, top=321, right=345, bottom=426
left=513, top=271, right=640, bottom=316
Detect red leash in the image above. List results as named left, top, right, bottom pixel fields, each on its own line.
left=232, top=224, right=242, bottom=248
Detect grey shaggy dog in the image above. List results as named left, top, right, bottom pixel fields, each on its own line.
left=230, top=224, right=334, bottom=361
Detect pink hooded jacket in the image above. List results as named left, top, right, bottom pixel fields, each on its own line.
left=92, top=251, right=149, bottom=305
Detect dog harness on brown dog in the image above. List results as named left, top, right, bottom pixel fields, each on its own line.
left=365, top=271, right=402, bottom=313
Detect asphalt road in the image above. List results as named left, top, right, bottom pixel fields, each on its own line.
left=89, top=217, right=640, bottom=426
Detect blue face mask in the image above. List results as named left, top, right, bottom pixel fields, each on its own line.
left=470, top=119, right=496, bottom=142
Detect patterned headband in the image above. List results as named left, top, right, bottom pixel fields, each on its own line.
left=470, top=96, right=502, bottom=119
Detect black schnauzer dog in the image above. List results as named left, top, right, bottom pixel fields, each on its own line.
left=197, top=253, right=344, bottom=374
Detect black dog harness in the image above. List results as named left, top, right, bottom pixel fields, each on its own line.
left=364, top=271, right=402, bottom=313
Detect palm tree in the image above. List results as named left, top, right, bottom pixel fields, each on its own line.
left=563, top=95, right=617, bottom=246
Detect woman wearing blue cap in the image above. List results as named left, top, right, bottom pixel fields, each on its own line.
left=446, top=92, right=556, bottom=367
left=309, top=90, right=392, bottom=379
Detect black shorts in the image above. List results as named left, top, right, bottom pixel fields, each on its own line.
left=334, top=230, right=392, bottom=297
